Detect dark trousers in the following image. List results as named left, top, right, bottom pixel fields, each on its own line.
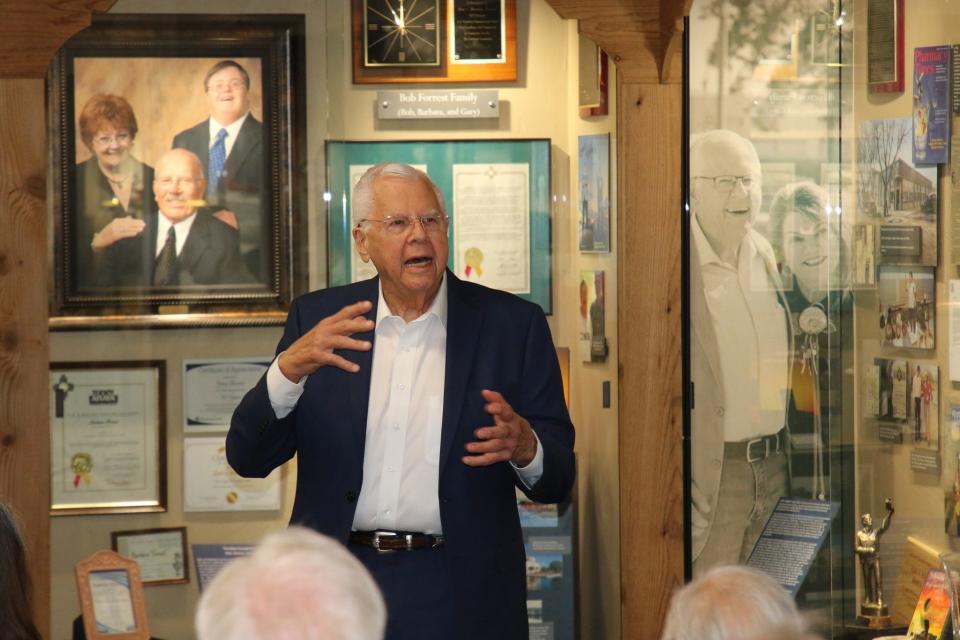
left=350, top=544, right=456, bottom=640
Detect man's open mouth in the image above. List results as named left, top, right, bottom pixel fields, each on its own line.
left=404, top=257, right=433, bottom=267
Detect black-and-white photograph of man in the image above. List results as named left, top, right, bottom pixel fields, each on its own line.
left=689, top=129, right=792, bottom=574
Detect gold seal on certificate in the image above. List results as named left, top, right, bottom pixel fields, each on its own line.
left=70, top=452, right=93, bottom=488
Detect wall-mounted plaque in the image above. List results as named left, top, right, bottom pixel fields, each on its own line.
left=352, top=0, right=516, bottom=83
left=868, top=0, right=904, bottom=93
left=451, top=0, right=506, bottom=64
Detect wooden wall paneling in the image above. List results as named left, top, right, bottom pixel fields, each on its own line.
left=617, top=79, right=684, bottom=637
left=0, top=78, right=52, bottom=638
left=0, top=0, right=116, bottom=78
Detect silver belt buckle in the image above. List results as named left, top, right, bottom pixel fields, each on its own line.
left=746, top=436, right=768, bottom=463
left=373, top=531, right=396, bottom=554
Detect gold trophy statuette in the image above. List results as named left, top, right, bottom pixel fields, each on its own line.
left=856, top=498, right=895, bottom=627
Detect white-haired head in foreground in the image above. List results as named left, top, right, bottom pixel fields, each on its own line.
left=661, top=565, right=818, bottom=640
left=195, top=527, right=386, bottom=640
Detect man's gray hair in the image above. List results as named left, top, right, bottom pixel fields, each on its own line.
left=352, top=162, right=447, bottom=225
left=661, top=565, right=811, bottom=640
left=195, top=527, right=386, bottom=640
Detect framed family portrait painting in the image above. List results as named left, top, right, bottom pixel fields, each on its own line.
left=49, top=15, right=307, bottom=328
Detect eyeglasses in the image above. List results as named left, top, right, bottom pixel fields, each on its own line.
left=208, top=79, right=247, bottom=93
left=156, top=177, right=198, bottom=188
left=693, top=175, right=758, bottom=192
left=93, top=132, right=131, bottom=146
left=357, top=213, right=448, bottom=235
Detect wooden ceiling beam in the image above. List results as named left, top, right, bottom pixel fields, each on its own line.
left=544, top=0, right=692, bottom=83
left=0, top=0, right=116, bottom=78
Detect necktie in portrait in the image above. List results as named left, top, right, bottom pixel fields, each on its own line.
left=208, top=127, right=228, bottom=198
left=153, top=226, right=178, bottom=286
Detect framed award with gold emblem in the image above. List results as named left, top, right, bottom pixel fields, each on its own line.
left=50, top=361, right=166, bottom=515
left=352, top=0, right=517, bottom=83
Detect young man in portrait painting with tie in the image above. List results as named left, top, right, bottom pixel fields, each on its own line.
left=172, top=59, right=267, bottom=282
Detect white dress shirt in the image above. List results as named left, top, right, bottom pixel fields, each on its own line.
left=208, top=112, right=249, bottom=159
left=692, top=218, right=789, bottom=442
left=266, top=276, right=544, bottom=534
left=154, top=213, right=198, bottom=257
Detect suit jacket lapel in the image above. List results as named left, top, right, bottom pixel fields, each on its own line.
left=226, top=116, right=260, bottom=176
left=690, top=237, right=723, bottom=387
left=178, top=212, right=211, bottom=276
left=196, top=124, right=212, bottom=180
left=345, top=277, right=379, bottom=454
left=440, top=272, right=482, bottom=479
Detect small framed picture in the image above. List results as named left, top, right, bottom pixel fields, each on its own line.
left=112, top=527, right=189, bottom=586
left=75, top=550, right=151, bottom=639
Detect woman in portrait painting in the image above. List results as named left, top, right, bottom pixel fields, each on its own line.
left=75, top=93, right=153, bottom=288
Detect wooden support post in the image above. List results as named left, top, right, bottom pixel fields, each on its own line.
left=0, top=78, right=52, bottom=638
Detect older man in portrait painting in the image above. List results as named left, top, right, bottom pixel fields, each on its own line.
left=172, top=59, right=266, bottom=281
left=95, top=148, right=254, bottom=288
left=689, top=129, right=792, bottom=575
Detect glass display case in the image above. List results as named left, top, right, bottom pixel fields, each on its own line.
left=687, top=0, right=960, bottom=635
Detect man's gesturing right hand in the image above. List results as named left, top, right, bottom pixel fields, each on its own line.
left=278, top=300, right=375, bottom=382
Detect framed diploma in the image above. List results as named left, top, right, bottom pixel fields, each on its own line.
left=76, top=550, right=150, bottom=640
left=112, top=527, right=189, bottom=586
left=184, top=436, right=282, bottom=512
left=183, top=358, right=271, bottom=433
left=50, top=361, right=166, bottom=515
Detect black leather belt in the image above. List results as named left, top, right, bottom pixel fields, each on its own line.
left=349, top=530, right=444, bottom=552
left=725, top=427, right=786, bottom=463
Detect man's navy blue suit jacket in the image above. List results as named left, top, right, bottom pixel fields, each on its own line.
left=227, top=271, right=575, bottom=638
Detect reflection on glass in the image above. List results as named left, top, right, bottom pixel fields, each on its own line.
left=688, top=0, right=855, bottom=629
left=689, top=130, right=791, bottom=574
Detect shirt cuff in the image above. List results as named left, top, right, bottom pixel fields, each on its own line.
left=512, top=429, right=544, bottom=489
left=267, top=353, right=307, bottom=419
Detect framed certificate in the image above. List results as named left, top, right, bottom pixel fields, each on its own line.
left=50, top=361, right=166, bottom=515
left=183, top=358, right=271, bottom=432
left=75, top=550, right=150, bottom=640
left=184, top=436, right=282, bottom=512
left=112, top=527, right=189, bottom=586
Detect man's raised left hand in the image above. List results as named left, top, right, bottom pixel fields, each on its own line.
left=463, top=389, right=537, bottom=468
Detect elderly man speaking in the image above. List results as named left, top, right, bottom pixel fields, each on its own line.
left=228, top=162, right=575, bottom=640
